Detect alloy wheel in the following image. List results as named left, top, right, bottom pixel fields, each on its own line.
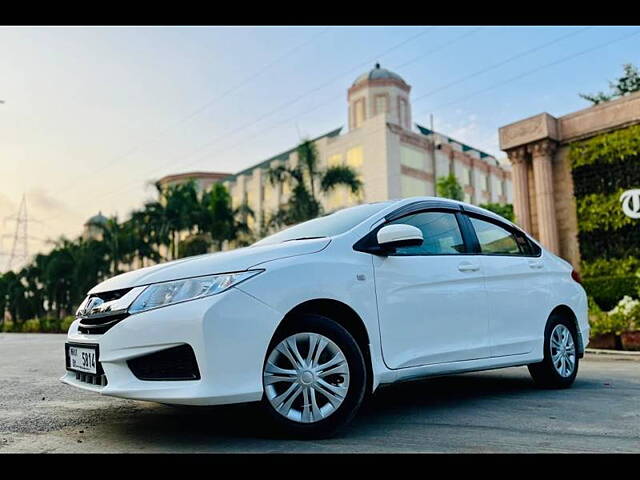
left=550, top=324, right=576, bottom=377
left=263, top=332, right=350, bottom=424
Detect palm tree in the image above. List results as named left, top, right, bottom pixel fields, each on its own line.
left=198, top=183, right=253, bottom=251
left=267, top=139, right=362, bottom=228
left=154, top=180, right=201, bottom=259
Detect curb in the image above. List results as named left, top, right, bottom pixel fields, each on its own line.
left=585, top=348, right=640, bottom=357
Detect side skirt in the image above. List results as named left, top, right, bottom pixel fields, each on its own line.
left=374, top=352, right=543, bottom=388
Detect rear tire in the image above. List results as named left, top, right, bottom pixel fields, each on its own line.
left=528, top=313, right=579, bottom=389
left=261, top=313, right=367, bottom=439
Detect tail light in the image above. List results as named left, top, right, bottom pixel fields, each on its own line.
left=571, top=269, right=582, bottom=284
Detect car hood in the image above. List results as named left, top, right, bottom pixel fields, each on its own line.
left=89, top=238, right=331, bottom=294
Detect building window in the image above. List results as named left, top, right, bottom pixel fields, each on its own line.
left=263, top=184, right=273, bottom=204
left=461, top=167, right=471, bottom=186
left=346, top=146, right=363, bottom=169
left=400, top=145, right=425, bottom=170
left=398, top=97, right=408, bottom=128
left=327, top=154, right=343, bottom=167
left=401, top=175, right=428, bottom=197
left=354, top=99, right=366, bottom=128
left=375, top=95, right=388, bottom=115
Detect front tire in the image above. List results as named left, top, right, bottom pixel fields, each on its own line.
left=261, top=313, right=367, bottom=438
left=528, top=314, right=579, bottom=389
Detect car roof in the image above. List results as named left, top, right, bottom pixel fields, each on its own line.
left=376, top=196, right=518, bottom=229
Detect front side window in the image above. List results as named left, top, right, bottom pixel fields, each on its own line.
left=389, top=211, right=465, bottom=255
left=469, top=216, right=527, bottom=255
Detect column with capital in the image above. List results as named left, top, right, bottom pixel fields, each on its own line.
left=529, top=140, right=560, bottom=254
left=507, top=147, right=532, bottom=232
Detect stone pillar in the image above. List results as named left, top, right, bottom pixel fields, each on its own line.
left=507, top=146, right=532, bottom=232
left=529, top=140, right=560, bottom=254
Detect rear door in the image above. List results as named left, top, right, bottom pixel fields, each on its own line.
left=463, top=213, right=550, bottom=357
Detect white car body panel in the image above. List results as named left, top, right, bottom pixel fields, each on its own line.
left=88, top=239, right=331, bottom=293
left=63, top=197, right=589, bottom=406
left=372, top=253, right=491, bottom=368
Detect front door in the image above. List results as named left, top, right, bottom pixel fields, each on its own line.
left=373, top=210, right=491, bottom=369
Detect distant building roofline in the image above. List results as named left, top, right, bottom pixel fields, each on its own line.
left=415, top=124, right=499, bottom=164
left=156, top=171, right=232, bottom=186
left=222, top=127, right=343, bottom=183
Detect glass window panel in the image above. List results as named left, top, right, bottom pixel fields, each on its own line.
left=470, top=217, right=522, bottom=255
left=390, top=211, right=465, bottom=255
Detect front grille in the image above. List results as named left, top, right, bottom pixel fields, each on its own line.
left=78, top=312, right=128, bottom=335
left=75, top=371, right=108, bottom=387
left=128, top=344, right=201, bottom=381
left=76, top=287, right=134, bottom=335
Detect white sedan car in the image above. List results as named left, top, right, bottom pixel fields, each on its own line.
left=62, top=197, right=589, bottom=437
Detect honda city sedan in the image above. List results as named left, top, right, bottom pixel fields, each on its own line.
left=62, top=197, right=589, bottom=437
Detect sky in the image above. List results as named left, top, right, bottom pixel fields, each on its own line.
left=0, top=25, right=639, bottom=270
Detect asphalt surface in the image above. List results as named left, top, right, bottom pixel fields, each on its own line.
left=0, top=333, right=638, bottom=453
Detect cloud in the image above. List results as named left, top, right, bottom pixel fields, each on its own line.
left=27, top=187, right=75, bottom=215
left=438, top=112, right=502, bottom=158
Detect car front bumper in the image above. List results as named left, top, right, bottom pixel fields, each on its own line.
left=61, top=287, right=283, bottom=406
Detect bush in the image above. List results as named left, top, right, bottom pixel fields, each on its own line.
left=39, top=317, right=62, bottom=333
left=582, top=275, right=639, bottom=311
left=479, top=203, right=514, bottom=222
left=589, top=295, right=640, bottom=337
left=21, top=319, right=41, bottom=333
left=61, top=316, right=75, bottom=332
left=1, top=320, right=14, bottom=332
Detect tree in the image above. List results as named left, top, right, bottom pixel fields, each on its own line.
left=198, top=183, right=253, bottom=251
left=479, top=202, right=515, bottom=222
left=178, top=234, right=213, bottom=258
left=267, top=139, right=362, bottom=228
left=436, top=174, right=463, bottom=201
left=158, top=181, right=201, bottom=259
left=580, top=63, right=640, bottom=105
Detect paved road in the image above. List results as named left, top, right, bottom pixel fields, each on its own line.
left=1, top=333, right=638, bottom=453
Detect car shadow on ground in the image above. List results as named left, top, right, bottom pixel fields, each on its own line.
left=81, top=368, right=561, bottom=448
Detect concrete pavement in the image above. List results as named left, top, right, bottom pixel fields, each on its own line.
left=1, top=333, right=638, bottom=453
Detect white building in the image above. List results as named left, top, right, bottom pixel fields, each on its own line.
left=159, top=64, right=513, bottom=232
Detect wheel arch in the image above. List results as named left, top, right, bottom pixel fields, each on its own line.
left=549, top=304, right=584, bottom=356
left=272, top=298, right=374, bottom=395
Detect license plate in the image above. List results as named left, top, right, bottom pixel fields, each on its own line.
left=67, top=344, right=98, bottom=374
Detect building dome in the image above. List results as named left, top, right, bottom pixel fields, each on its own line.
left=352, top=63, right=407, bottom=86
left=85, top=211, right=108, bottom=227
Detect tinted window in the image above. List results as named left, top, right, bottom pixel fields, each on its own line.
left=253, top=202, right=392, bottom=246
left=390, top=211, right=465, bottom=255
left=470, top=217, right=527, bottom=255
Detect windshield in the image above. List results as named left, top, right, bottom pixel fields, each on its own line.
left=253, top=202, right=393, bottom=247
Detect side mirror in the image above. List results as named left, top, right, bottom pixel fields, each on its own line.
left=377, top=224, right=423, bottom=249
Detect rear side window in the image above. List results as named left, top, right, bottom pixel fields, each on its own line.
left=389, top=211, right=465, bottom=255
left=469, top=216, right=530, bottom=255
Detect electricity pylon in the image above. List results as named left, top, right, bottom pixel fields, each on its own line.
left=4, top=194, right=29, bottom=272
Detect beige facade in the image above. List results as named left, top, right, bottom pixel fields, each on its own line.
left=499, top=91, right=640, bottom=269
left=222, top=65, right=512, bottom=229
left=161, top=64, right=513, bottom=235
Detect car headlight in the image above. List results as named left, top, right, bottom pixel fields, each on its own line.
left=128, top=270, right=263, bottom=314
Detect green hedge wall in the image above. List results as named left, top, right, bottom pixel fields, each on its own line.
left=569, top=124, right=640, bottom=310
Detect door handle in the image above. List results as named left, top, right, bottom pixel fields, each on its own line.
left=528, top=260, right=544, bottom=269
left=458, top=262, right=480, bottom=272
